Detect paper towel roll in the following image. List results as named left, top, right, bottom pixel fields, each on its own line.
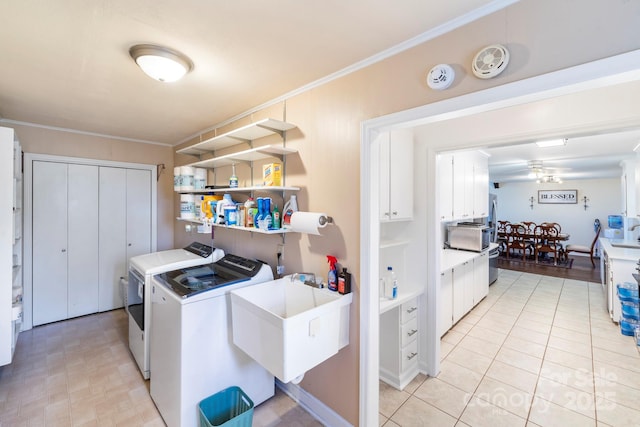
left=289, top=211, right=331, bottom=235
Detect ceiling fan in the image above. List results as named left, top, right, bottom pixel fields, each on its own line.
left=526, top=160, right=571, bottom=182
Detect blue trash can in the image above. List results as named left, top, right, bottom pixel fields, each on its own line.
left=198, top=386, right=254, bottom=427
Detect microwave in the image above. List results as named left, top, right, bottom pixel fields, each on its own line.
left=446, top=222, right=490, bottom=252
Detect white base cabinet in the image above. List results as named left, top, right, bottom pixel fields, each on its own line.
left=441, top=252, right=489, bottom=337
left=379, top=298, right=420, bottom=390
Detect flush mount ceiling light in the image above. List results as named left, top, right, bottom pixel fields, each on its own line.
left=129, top=44, right=193, bottom=82
left=535, top=138, right=568, bottom=148
left=536, top=175, right=563, bottom=184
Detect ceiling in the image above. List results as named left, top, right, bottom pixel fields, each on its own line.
left=0, top=0, right=506, bottom=145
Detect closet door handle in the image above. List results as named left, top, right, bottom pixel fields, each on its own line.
left=407, top=352, right=418, bottom=360
left=406, top=307, right=417, bottom=314
left=61, top=249, right=66, bottom=253
left=407, top=329, right=418, bottom=337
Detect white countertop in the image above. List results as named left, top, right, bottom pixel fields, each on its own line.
left=441, top=243, right=499, bottom=272
left=599, top=237, right=640, bottom=261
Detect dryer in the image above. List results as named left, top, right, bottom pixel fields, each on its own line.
left=127, top=242, right=224, bottom=380
left=149, top=254, right=274, bottom=427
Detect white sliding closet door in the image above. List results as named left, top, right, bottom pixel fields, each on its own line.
left=126, top=169, right=152, bottom=260
left=33, top=161, right=68, bottom=326
left=67, top=164, right=99, bottom=317
left=99, top=167, right=127, bottom=312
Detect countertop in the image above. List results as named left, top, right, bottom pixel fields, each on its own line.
left=599, top=237, right=640, bottom=261
left=441, top=243, right=499, bottom=272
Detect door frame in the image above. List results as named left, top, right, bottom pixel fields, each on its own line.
left=23, top=153, right=157, bottom=330
left=359, top=50, right=640, bottom=425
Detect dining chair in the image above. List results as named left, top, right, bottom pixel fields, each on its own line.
left=497, top=220, right=510, bottom=253
left=565, top=225, right=601, bottom=268
left=521, top=221, right=537, bottom=253
left=534, top=224, right=563, bottom=265
left=506, top=223, right=530, bottom=260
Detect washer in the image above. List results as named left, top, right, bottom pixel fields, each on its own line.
left=127, top=242, right=224, bottom=380
left=150, top=254, right=274, bottom=427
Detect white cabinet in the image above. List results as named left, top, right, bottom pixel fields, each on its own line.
left=99, top=167, right=152, bottom=311
left=31, top=160, right=152, bottom=325
left=439, top=151, right=489, bottom=221
left=1, top=127, right=22, bottom=366
left=32, top=162, right=100, bottom=325
left=440, top=269, right=453, bottom=337
left=379, top=129, right=414, bottom=222
left=379, top=298, right=419, bottom=390
left=441, top=251, right=489, bottom=336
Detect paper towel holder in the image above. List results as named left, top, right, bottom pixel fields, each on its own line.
left=319, top=215, right=333, bottom=226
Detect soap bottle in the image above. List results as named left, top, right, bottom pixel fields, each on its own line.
left=272, top=204, right=280, bottom=229
left=244, top=197, right=256, bottom=227
left=229, top=164, right=238, bottom=188
left=327, top=256, right=338, bottom=291
left=262, top=197, right=272, bottom=230
left=282, top=195, right=298, bottom=228
left=383, top=266, right=398, bottom=300
left=254, top=197, right=264, bottom=228
left=338, top=267, right=351, bottom=294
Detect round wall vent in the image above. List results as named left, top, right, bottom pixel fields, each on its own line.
left=471, top=44, right=510, bottom=79
left=427, top=64, right=455, bottom=90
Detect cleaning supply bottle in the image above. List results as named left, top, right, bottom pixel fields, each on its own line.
left=282, top=195, right=298, bottom=228
left=254, top=197, right=265, bottom=228
left=263, top=197, right=272, bottom=230
left=338, top=267, right=351, bottom=294
left=327, top=256, right=338, bottom=291
left=229, top=163, right=238, bottom=188
left=383, top=266, right=398, bottom=300
left=244, top=197, right=256, bottom=227
left=272, top=204, right=280, bottom=229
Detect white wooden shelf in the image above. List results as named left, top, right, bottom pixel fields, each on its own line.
left=176, top=217, right=293, bottom=234
left=177, top=118, right=297, bottom=156
left=177, top=185, right=300, bottom=194
left=380, top=239, right=410, bottom=250
left=379, top=286, right=423, bottom=314
left=188, top=145, right=297, bottom=168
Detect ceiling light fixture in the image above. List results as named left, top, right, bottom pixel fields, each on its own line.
left=129, top=44, right=193, bottom=82
left=535, top=138, right=567, bottom=148
left=536, top=175, right=563, bottom=184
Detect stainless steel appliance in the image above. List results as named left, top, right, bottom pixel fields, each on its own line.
left=126, top=242, right=224, bottom=380
left=150, top=254, right=275, bottom=427
left=447, top=222, right=490, bottom=252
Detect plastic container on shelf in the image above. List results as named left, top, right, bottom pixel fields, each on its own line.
left=174, top=167, right=181, bottom=192
left=382, top=266, right=398, bottom=300
left=198, top=386, right=254, bottom=427
left=194, top=168, right=207, bottom=190
left=180, top=194, right=196, bottom=219
left=180, top=166, right=195, bottom=191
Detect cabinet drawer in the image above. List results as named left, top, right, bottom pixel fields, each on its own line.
left=400, top=298, right=419, bottom=323
left=401, top=340, right=419, bottom=372
left=401, top=317, right=419, bottom=347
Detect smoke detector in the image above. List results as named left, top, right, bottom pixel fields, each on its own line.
left=426, top=64, right=455, bottom=90
left=472, top=44, right=510, bottom=79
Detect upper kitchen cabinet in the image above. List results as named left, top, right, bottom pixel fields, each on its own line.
left=438, top=151, right=489, bottom=221
left=379, top=129, right=414, bottom=222
left=1, top=127, right=22, bottom=367
left=621, top=157, right=640, bottom=217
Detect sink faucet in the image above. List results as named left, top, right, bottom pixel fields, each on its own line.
left=630, top=224, right=640, bottom=231
left=291, top=272, right=324, bottom=288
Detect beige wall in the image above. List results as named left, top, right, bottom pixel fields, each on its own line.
left=7, top=123, right=175, bottom=250
left=173, top=1, right=640, bottom=424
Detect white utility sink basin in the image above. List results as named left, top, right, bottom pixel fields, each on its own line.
left=230, top=276, right=352, bottom=383
left=610, top=239, right=640, bottom=249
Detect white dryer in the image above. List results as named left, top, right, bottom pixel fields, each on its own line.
left=150, top=254, right=274, bottom=427
left=127, top=242, right=224, bottom=380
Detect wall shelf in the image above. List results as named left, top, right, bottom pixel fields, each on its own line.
left=176, top=217, right=292, bottom=234
left=177, top=118, right=297, bottom=156
left=177, top=186, right=300, bottom=194
left=187, top=145, right=297, bottom=168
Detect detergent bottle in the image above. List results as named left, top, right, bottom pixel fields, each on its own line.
left=282, top=195, right=298, bottom=228
left=216, top=193, right=234, bottom=224
left=327, top=255, right=338, bottom=291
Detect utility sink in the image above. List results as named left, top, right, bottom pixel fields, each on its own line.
left=230, top=276, right=352, bottom=383
left=610, top=239, right=640, bottom=249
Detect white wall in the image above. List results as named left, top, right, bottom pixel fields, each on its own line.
left=493, top=178, right=620, bottom=247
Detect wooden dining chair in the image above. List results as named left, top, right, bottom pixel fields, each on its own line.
left=506, top=223, right=530, bottom=260
left=497, top=220, right=510, bottom=253
left=521, top=221, right=537, bottom=253
left=565, top=225, right=601, bottom=268
left=534, top=224, right=563, bottom=264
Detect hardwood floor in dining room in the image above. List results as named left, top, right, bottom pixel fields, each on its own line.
left=496, top=252, right=602, bottom=283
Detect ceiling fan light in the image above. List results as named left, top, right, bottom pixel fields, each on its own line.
left=130, top=44, right=193, bottom=82
left=535, top=138, right=567, bottom=148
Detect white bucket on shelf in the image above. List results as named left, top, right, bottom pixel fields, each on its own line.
left=173, top=167, right=181, bottom=192
left=194, top=168, right=207, bottom=190
left=180, top=194, right=196, bottom=219
left=180, top=166, right=195, bottom=191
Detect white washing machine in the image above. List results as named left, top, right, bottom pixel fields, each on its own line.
left=127, top=242, right=224, bottom=380
left=150, top=254, right=274, bottom=427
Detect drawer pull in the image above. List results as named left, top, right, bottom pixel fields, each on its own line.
left=405, top=307, right=417, bottom=314
left=407, top=329, right=418, bottom=337
left=407, top=352, right=418, bottom=360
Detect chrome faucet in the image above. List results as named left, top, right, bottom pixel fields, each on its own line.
left=290, top=272, right=324, bottom=288
left=629, top=223, right=640, bottom=231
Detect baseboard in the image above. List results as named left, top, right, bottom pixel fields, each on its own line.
left=276, top=379, right=352, bottom=427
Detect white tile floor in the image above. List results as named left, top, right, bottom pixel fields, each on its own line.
left=380, top=269, right=640, bottom=427
left=0, top=309, right=321, bottom=426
